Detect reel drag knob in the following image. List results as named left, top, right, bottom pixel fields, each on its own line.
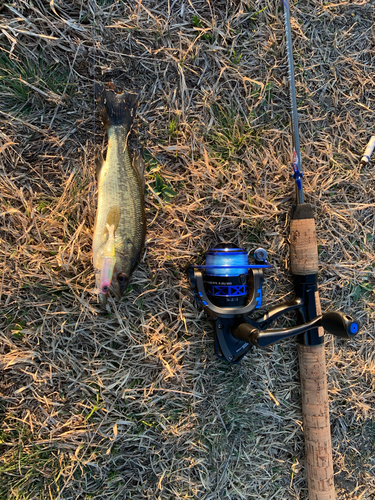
left=254, top=248, right=268, bottom=262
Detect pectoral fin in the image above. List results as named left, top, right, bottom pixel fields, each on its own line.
left=106, top=205, right=121, bottom=231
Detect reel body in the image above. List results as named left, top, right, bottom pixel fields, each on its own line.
left=190, top=243, right=272, bottom=363
left=190, top=243, right=359, bottom=364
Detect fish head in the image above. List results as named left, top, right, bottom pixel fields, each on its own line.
left=94, top=253, right=133, bottom=302
left=97, top=270, right=129, bottom=303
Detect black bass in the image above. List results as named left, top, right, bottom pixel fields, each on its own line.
left=93, top=84, right=146, bottom=304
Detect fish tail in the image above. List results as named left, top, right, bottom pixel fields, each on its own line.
left=95, top=83, right=138, bottom=129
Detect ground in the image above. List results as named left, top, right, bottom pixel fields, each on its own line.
left=0, top=0, right=374, bottom=499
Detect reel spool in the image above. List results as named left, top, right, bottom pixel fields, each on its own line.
left=189, top=243, right=359, bottom=364
left=204, top=244, right=253, bottom=307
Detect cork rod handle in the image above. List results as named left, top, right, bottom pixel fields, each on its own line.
left=290, top=203, right=336, bottom=500
left=290, top=211, right=318, bottom=276
left=298, top=344, right=335, bottom=500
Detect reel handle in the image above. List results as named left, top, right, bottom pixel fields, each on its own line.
left=232, top=311, right=359, bottom=348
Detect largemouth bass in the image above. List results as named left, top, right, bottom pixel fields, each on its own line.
left=93, top=84, right=146, bottom=304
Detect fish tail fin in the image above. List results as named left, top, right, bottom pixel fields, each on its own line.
left=95, top=83, right=138, bottom=129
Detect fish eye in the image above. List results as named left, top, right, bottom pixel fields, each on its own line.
left=102, top=285, right=109, bottom=293
left=117, top=273, right=128, bottom=283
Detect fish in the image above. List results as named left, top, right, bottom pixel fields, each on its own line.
left=93, top=84, right=146, bottom=305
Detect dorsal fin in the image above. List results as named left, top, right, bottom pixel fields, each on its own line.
left=132, top=150, right=145, bottom=190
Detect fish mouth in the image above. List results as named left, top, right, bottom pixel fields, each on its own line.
left=95, top=271, right=129, bottom=305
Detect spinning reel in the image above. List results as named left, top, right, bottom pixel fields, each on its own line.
left=189, top=243, right=359, bottom=364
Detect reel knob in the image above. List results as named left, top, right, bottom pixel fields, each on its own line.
left=254, top=248, right=268, bottom=262
left=321, top=311, right=359, bottom=339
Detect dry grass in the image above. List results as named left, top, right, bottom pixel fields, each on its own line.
left=0, top=0, right=374, bottom=498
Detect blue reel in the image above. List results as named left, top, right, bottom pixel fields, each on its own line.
left=192, top=243, right=271, bottom=310
left=189, top=243, right=272, bottom=363
left=189, top=243, right=359, bottom=364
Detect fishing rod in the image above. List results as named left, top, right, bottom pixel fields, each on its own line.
left=189, top=0, right=360, bottom=497
left=283, top=0, right=338, bottom=496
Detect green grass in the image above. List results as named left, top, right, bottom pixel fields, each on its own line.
left=0, top=427, right=65, bottom=499
left=231, top=48, right=243, bottom=65
left=143, top=150, right=178, bottom=202
left=207, top=103, right=255, bottom=161
left=350, top=276, right=374, bottom=302
left=0, top=49, right=73, bottom=114
left=191, top=15, right=211, bottom=40
left=169, top=117, right=179, bottom=136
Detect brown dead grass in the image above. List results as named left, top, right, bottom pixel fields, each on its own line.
left=0, top=0, right=374, bottom=499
